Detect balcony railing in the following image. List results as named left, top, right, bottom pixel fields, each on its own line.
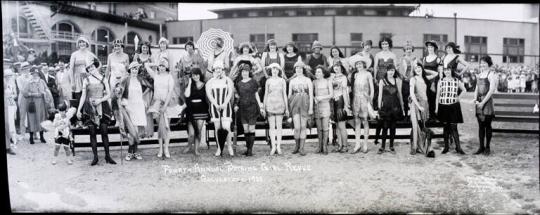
left=51, top=30, right=82, bottom=41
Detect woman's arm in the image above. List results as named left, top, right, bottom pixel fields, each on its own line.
left=205, top=80, right=218, bottom=107
left=263, top=79, right=270, bottom=110
left=68, top=54, right=76, bottom=90
left=342, top=77, right=351, bottom=110
left=308, top=79, right=314, bottom=114
left=378, top=79, right=384, bottom=109
left=101, top=76, right=112, bottom=102
left=282, top=79, right=289, bottom=113
left=106, top=55, right=112, bottom=79
left=279, top=53, right=285, bottom=69
left=409, top=78, right=421, bottom=110
left=435, top=81, right=441, bottom=113
left=223, top=77, right=235, bottom=106
left=374, top=53, right=379, bottom=76
left=184, top=78, right=192, bottom=99
left=426, top=71, right=438, bottom=80
left=288, top=79, right=293, bottom=98
left=368, top=73, right=374, bottom=101
left=396, top=78, right=405, bottom=114
left=261, top=52, right=267, bottom=68
left=457, top=55, right=470, bottom=76
left=144, top=63, right=157, bottom=78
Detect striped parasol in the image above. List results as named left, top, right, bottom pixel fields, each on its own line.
left=196, top=28, right=234, bottom=59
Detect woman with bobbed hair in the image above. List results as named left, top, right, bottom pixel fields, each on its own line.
left=473, top=55, right=498, bottom=156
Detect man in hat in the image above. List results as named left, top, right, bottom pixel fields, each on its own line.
left=16, top=62, right=33, bottom=135
left=38, top=65, right=60, bottom=109
left=305, top=40, right=328, bottom=78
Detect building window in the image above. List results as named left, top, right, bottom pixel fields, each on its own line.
left=250, top=33, right=275, bottom=51
left=324, top=9, right=336, bottom=15
left=248, top=11, right=258, bottom=17
left=312, top=9, right=324, bottom=16
left=423, top=34, right=448, bottom=56
left=297, top=9, right=308, bottom=16
left=377, top=10, right=387, bottom=16
left=350, top=33, right=363, bottom=46
left=464, top=36, right=487, bottom=62
left=285, top=10, right=296, bottom=16
left=91, top=28, right=114, bottom=63
left=51, top=21, right=81, bottom=40
left=336, top=9, right=347, bottom=16
left=56, top=41, right=74, bottom=57
left=172, top=37, right=194, bottom=45
left=503, top=38, right=524, bottom=63
left=273, top=10, right=285, bottom=17
left=292, top=33, right=318, bottom=53
left=237, top=11, right=248, bottom=18
left=364, top=9, right=376, bottom=15
left=11, top=17, right=29, bottom=35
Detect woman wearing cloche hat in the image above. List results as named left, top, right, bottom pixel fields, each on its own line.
left=69, top=35, right=98, bottom=115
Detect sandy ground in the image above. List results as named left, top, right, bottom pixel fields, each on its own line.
left=7, top=92, right=540, bottom=213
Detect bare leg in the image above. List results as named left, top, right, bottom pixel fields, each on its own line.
left=338, top=121, right=348, bottom=152
left=268, top=115, right=277, bottom=155
left=52, top=144, right=60, bottom=165
left=299, top=115, right=308, bottom=156
left=275, top=115, right=284, bottom=155
left=353, top=117, right=362, bottom=152
left=64, top=145, right=73, bottom=164
left=292, top=114, right=301, bottom=154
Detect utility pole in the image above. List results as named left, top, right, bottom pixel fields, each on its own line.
left=454, top=12, right=457, bottom=43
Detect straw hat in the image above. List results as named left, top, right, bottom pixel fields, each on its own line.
left=311, top=40, right=323, bottom=50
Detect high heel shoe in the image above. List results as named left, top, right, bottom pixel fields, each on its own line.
left=90, top=157, right=99, bottom=166
left=105, top=156, right=117, bottom=164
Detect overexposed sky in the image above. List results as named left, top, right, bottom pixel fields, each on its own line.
left=177, top=3, right=539, bottom=22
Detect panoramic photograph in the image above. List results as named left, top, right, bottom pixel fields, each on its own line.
left=2, top=2, right=539, bottom=213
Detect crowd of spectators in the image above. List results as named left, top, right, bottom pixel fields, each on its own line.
left=460, top=63, right=539, bottom=93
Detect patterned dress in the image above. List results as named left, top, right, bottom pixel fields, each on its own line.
left=289, top=77, right=311, bottom=118
left=332, top=74, right=348, bottom=122
left=313, top=78, right=332, bottom=119
left=209, top=77, right=233, bottom=121
left=265, top=77, right=286, bottom=115
left=81, top=75, right=112, bottom=126
left=353, top=72, right=373, bottom=119
left=437, top=77, right=464, bottom=123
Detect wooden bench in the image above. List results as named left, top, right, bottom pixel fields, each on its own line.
left=71, top=116, right=445, bottom=151
left=492, top=92, right=539, bottom=134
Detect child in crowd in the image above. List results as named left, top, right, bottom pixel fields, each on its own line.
left=42, top=101, right=76, bottom=165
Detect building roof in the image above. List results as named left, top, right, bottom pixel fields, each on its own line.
left=209, top=4, right=419, bottom=13
left=44, top=2, right=161, bottom=31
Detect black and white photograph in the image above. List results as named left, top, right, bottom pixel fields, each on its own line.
left=2, top=2, right=539, bottom=213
